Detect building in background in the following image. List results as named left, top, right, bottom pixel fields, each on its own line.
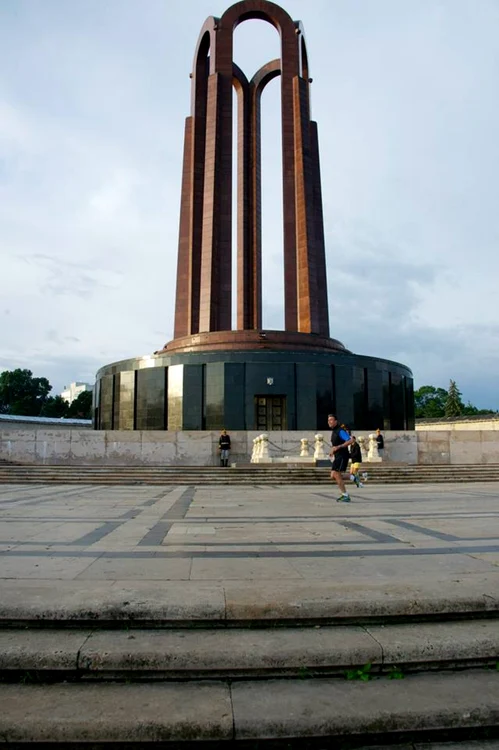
left=61, top=382, right=93, bottom=405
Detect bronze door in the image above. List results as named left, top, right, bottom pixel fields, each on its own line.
left=255, top=396, right=286, bottom=431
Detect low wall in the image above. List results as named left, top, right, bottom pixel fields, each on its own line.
left=1, top=427, right=498, bottom=466
left=416, top=417, right=499, bottom=431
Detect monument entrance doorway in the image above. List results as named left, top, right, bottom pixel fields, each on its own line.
left=255, top=396, right=287, bottom=431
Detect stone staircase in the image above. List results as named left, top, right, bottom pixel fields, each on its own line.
left=0, top=581, right=498, bottom=746
left=1, top=463, right=499, bottom=485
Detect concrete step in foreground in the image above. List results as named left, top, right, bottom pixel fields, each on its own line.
left=1, top=580, right=499, bottom=746
left=1, top=620, right=498, bottom=681
left=1, top=671, right=499, bottom=747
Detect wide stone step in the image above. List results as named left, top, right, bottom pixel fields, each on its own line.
left=22, top=467, right=499, bottom=472
left=1, top=620, right=498, bottom=682
left=1, top=476, right=499, bottom=486
left=1, top=464, right=497, bottom=472
left=1, top=578, right=498, bottom=629
left=2, top=467, right=499, bottom=486
left=1, top=670, right=499, bottom=746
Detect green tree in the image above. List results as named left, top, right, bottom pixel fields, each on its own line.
left=39, top=395, right=69, bottom=418
left=461, top=401, right=496, bottom=416
left=445, top=380, right=464, bottom=417
left=414, top=385, right=447, bottom=419
left=0, top=369, right=52, bottom=416
left=67, top=390, right=93, bottom=419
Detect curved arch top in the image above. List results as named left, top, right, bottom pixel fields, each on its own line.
left=251, top=57, right=281, bottom=90
left=174, top=0, right=331, bottom=342
left=192, top=17, right=219, bottom=72
left=221, top=0, right=295, bottom=33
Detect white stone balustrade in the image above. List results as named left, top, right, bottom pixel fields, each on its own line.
left=260, top=434, right=270, bottom=460
left=367, top=433, right=382, bottom=462
left=314, top=433, right=326, bottom=459
left=250, top=437, right=259, bottom=463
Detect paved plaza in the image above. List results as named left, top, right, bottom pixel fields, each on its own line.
left=1, top=481, right=499, bottom=592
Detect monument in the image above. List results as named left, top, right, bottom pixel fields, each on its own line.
left=94, top=0, right=414, bottom=432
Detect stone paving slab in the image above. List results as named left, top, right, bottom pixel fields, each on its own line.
left=0, top=575, right=497, bottom=625
left=231, top=671, right=499, bottom=740
left=222, top=576, right=499, bottom=621
left=0, top=671, right=498, bottom=743
left=1, top=482, right=499, bottom=619
left=0, top=682, right=233, bottom=743
left=2, top=621, right=498, bottom=676
left=0, top=629, right=91, bottom=670
left=0, top=581, right=226, bottom=624
left=366, top=620, right=499, bottom=666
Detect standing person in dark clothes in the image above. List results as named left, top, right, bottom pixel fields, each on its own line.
left=349, top=436, right=364, bottom=488
left=218, top=429, right=231, bottom=467
left=375, top=428, right=385, bottom=457
left=328, top=414, right=354, bottom=503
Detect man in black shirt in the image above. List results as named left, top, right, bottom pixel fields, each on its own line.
left=375, top=429, right=384, bottom=457
left=328, top=414, right=354, bottom=502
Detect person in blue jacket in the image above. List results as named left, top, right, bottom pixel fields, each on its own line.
left=328, top=414, right=354, bottom=503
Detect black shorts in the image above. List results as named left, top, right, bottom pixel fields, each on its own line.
left=331, top=454, right=349, bottom=473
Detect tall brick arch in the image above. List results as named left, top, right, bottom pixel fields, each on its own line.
left=173, top=0, right=330, bottom=341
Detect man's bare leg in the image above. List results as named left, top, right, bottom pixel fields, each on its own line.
left=332, top=469, right=347, bottom=494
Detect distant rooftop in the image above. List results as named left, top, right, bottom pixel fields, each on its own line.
left=0, top=414, right=92, bottom=426
left=416, top=413, right=498, bottom=425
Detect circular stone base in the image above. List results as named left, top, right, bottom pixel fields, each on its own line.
left=95, top=342, right=414, bottom=432
left=157, top=330, right=348, bottom=355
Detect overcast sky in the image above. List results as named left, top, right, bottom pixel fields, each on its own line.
left=1, top=0, right=498, bottom=409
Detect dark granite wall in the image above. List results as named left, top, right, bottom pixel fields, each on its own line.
left=95, top=350, right=414, bottom=432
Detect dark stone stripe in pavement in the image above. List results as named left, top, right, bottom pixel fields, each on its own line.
left=1, top=544, right=499, bottom=559
left=340, top=521, right=401, bottom=543
left=120, top=509, right=142, bottom=519
left=119, top=491, right=174, bottom=518
left=385, top=519, right=461, bottom=541
left=314, top=492, right=499, bottom=505
left=0, top=539, right=382, bottom=547
left=185, top=512, right=499, bottom=522
left=142, top=489, right=174, bottom=507
left=138, top=522, right=173, bottom=546
left=118, top=490, right=174, bottom=519
left=161, top=487, right=196, bottom=520
left=0, top=539, right=382, bottom=548
left=72, top=522, right=124, bottom=546
left=135, top=488, right=196, bottom=546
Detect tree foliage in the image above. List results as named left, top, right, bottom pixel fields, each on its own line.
left=67, top=390, right=92, bottom=419
left=0, top=369, right=92, bottom=419
left=40, top=395, right=71, bottom=418
left=444, top=379, right=463, bottom=417
left=414, top=385, right=448, bottom=419
left=415, top=380, right=496, bottom=419
left=0, top=369, right=51, bottom=416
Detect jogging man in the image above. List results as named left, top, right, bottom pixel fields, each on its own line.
left=328, top=414, right=354, bottom=502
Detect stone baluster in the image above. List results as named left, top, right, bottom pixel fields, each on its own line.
left=367, top=433, right=382, bottom=462
left=260, top=434, right=270, bottom=460
left=314, top=434, right=326, bottom=459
